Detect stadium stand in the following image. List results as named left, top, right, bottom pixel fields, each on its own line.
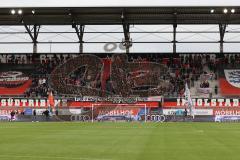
left=0, top=53, right=228, bottom=98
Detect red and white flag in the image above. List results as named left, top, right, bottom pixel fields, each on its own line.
left=48, top=91, right=55, bottom=108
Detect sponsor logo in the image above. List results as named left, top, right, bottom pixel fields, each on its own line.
left=146, top=114, right=165, bottom=122
left=214, top=109, right=240, bottom=115
left=163, top=109, right=213, bottom=115
left=215, top=115, right=240, bottom=122
left=70, top=115, right=91, bottom=121
left=99, top=109, right=134, bottom=116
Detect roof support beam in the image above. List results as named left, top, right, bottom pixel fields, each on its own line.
left=24, top=24, right=40, bottom=43
left=2, top=41, right=240, bottom=44
left=121, top=12, right=131, bottom=54
left=219, top=24, right=227, bottom=54
left=123, top=24, right=130, bottom=43
left=72, top=24, right=85, bottom=53
left=24, top=24, right=40, bottom=53
left=73, top=24, right=85, bottom=43
left=173, top=12, right=178, bottom=54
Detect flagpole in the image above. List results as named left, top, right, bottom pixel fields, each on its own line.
left=184, top=83, right=195, bottom=119
left=91, top=106, right=94, bottom=123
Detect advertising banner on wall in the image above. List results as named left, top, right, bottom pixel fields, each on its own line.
left=0, top=98, right=64, bottom=108
left=95, top=107, right=144, bottom=121
left=213, top=108, right=240, bottom=115
left=0, top=97, right=159, bottom=108
left=163, top=109, right=213, bottom=116
left=164, top=98, right=240, bottom=108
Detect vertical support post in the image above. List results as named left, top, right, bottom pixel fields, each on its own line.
left=33, top=43, right=37, bottom=53
left=49, top=41, right=52, bottom=53
left=121, top=11, right=131, bottom=54
left=123, top=24, right=130, bottom=54
left=79, top=43, right=83, bottom=53
left=219, top=24, right=227, bottom=54
left=24, top=24, right=40, bottom=54
left=173, top=24, right=177, bottom=54
left=33, top=25, right=39, bottom=53
left=173, top=11, right=177, bottom=54
left=79, top=25, right=85, bottom=54
left=73, top=24, right=85, bottom=54
left=126, top=44, right=130, bottom=54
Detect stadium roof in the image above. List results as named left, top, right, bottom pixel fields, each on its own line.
left=1, top=7, right=240, bottom=25
left=0, top=1, right=240, bottom=54
left=0, top=0, right=240, bottom=8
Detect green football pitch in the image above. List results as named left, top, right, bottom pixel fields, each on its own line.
left=0, top=122, right=240, bottom=160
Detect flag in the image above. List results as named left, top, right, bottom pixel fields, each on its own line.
left=48, top=91, right=55, bottom=108
left=184, top=83, right=195, bottom=118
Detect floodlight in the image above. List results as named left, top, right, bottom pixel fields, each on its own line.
left=10, top=9, right=16, bottom=15
left=18, top=9, right=22, bottom=15
left=223, top=8, right=228, bottom=14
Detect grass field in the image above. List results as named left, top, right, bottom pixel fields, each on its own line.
left=0, top=122, right=240, bottom=160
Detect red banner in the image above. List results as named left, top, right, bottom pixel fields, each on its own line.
left=0, top=80, right=32, bottom=95
left=219, top=78, right=240, bottom=96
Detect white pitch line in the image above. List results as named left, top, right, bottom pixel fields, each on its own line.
left=0, top=155, right=110, bottom=160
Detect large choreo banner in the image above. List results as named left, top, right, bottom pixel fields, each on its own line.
left=50, top=54, right=171, bottom=97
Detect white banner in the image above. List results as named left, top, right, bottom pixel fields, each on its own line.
left=35, top=109, right=82, bottom=115
left=163, top=109, right=213, bottom=115
left=197, top=88, right=212, bottom=94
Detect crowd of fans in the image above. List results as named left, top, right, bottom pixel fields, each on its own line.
left=0, top=53, right=235, bottom=97
left=220, top=54, right=240, bottom=68
left=25, top=77, right=48, bottom=97
left=23, top=54, right=71, bottom=97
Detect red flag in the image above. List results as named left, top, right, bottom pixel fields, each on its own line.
left=48, top=91, right=55, bottom=108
